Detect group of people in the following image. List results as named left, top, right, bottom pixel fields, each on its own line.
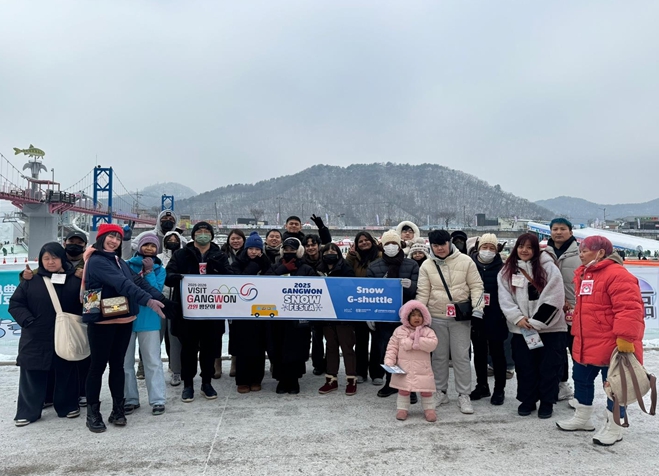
left=9, top=212, right=645, bottom=447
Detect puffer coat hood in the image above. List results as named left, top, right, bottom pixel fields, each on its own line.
left=399, top=300, right=432, bottom=328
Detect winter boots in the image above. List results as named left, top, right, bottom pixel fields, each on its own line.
left=556, top=402, right=596, bottom=431
left=593, top=410, right=623, bottom=446
left=396, top=393, right=410, bottom=421
left=230, top=356, right=237, bottom=377
left=213, top=358, right=223, bottom=379
left=345, top=377, right=357, bottom=396
left=469, top=384, right=491, bottom=401
left=422, top=395, right=437, bottom=422
left=108, top=398, right=127, bottom=426
left=86, top=402, right=106, bottom=433
left=318, top=376, right=338, bottom=394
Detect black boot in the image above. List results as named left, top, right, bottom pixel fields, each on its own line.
left=108, top=398, right=127, bottom=426
left=469, top=384, right=491, bottom=401
left=86, top=402, right=106, bottom=433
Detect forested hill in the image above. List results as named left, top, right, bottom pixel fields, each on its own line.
left=176, top=163, right=553, bottom=227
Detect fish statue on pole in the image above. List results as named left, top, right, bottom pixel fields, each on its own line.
left=13, top=144, right=45, bottom=158
left=15, top=144, right=47, bottom=197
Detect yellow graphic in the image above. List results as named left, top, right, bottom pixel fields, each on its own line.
left=251, top=304, right=278, bottom=318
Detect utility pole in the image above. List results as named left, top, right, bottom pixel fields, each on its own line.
left=133, top=189, right=142, bottom=215
left=215, top=202, right=220, bottom=226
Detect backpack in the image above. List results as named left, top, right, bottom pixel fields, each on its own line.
left=605, top=349, right=657, bottom=427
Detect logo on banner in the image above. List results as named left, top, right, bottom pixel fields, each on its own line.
left=282, top=282, right=323, bottom=312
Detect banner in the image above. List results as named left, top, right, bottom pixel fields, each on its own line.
left=181, top=275, right=403, bottom=321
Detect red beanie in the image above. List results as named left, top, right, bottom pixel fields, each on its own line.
left=97, top=223, right=124, bottom=239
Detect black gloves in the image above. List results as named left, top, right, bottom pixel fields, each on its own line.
left=310, top=214, right=325, bottom=229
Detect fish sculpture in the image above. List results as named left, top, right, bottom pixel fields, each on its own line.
left=13, top=144, right=45, bottom=157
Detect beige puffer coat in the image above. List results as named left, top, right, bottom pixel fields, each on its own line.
left=416, top=244, right=485, bottom=319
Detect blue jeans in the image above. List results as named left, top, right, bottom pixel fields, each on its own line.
left=124, top=330, right=166, bottom=406
left=572, top=361, right=624, bottom=416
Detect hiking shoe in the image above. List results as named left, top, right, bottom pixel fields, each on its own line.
left=123, top=403, right=140, bottom=415
left=469, top=385, right=491, bottom=401
left=152, top=404, right=165, bottom=416
left=66, top=408, right=81, bottom=419
left=237, top=385, right=251, bottom=394
left=14, top=419, right=30, bottom=427
left=170, top=373, right=181, bottom=387
left=558, top=382, right=574, bottom=401
left=377, top=385, right=398, bottom=398
left=538, top=402, right=553, bottom=419
left=78, top=396, right=88, bottom=407
left=372, top=378, right=384, bottom=386
left=518, top=402, right=536, bottom=416
left=458, top=394, right=474, bottom=414
left=319, top=377, right=338, bottom=394
left=201, top=383, right=218, bottom=399
left=346, top=378, right=357, bottom=396
left=435, top=391, right=450, bottom=407
left=181, top=386, right=194, bottom=402
left=490, top=390, right=505, bottom=406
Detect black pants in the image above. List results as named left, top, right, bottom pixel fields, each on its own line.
left=354, top=322, right=382, bottom=380
left=472, top=327, right=507, bottom=392
left=561, top=330, right=575, bottom=382
left=311, top=323, right=326, bottom=372
left=181, top=320, right=220, bottom=387
left=511, top=332, right=566, bottom=405
left=235, top=355, right=266, bottom=386
left=16, top=356, right=79, bottom=421
left=86, top=322, right=133, bottom=405
left=374, top=322, right=399, bottom=385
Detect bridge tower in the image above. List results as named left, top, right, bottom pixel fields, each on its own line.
left=92, top=166, right=113, bottom=230
left=161, top=194, right=174, bottom=211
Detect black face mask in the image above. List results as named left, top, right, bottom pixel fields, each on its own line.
left=160, top=221, right=175, bottom=233
left=65, top=244, right=85, bottom=256
left=283, top=252, right=297, bottom=262
left=165, top=241, right=179, bottom=251
left=322, top=254, right=339, bottom=264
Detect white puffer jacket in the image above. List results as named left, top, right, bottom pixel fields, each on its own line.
left=497, top=252, right=567, bottom=334
left=416, top=244, right=485, bottom=319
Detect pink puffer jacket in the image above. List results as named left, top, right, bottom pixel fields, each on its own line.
left=384, top=300, right=438, bottom=393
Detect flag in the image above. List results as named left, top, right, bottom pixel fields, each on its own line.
left=326, top=213, right=329, bottom=224
left=277, top=212, right=280, bottom=224
left=376, top=214, right=380, bottom=226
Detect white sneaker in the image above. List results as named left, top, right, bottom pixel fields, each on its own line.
left=458, top=394, right=474, bottom=414
left=558, top=382, right=574, bottom=401
left=170, top=373, right=181, bottom=387
left=435, top=391, right=450, bottom=407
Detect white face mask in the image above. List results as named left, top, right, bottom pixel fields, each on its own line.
left=479, top=250, right=496, bottom=262
left=584, top=251, right=603, bottom=268
left=383, top=244, right=400, bottom=257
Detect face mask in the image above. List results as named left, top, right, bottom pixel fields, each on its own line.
left=283, top=252, right=297, bottom=262
left=383, top=244, right=399, bottom=257
left=194, top=234, right=212, bottom=246
left=165, top=241, right=180, bottom=251
left=584, top=252, right=602, bottom=268
left=160, top=221, right=175, bottom=233
left=323, top=254, right=339, bottom=264
left=479, top=250, right=496, bottom=262
left=65, top=244, right=85, bottom=256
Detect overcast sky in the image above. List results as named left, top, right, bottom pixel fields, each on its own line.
left=2, top=1, right=658, bottom=205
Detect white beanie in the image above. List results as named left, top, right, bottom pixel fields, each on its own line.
left=380, top=229, right=401, bottom=246
left=479, top=233, right=498, bottom=249
left=409, top=242, right=429, bottom=258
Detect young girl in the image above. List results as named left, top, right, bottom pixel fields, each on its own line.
left=384, top=300, right=438, bottom=422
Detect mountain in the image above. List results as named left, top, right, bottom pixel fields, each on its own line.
left=535, top=196, right=659, bottom=223
left=112, top=182, right=197, bottom=213
left=176, top=163, right=553, bottom=227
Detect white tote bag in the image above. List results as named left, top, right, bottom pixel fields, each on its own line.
left=44, top=277, right=90, bottom=361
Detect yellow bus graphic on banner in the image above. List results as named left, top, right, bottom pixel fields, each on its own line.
left=251, top=305, right=278, bottom=318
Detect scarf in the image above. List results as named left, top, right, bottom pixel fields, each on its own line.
left=382, top=250, right=404, bottom=278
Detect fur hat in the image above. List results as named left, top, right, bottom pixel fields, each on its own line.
left=97, top=223, right=124, bottom=239
left=245, top=231, right=264, bottom=250
left=478, top=233, right=498, bottom=249
left=408, top=241, right=429, bottom=258
left=137, top=232, right=161, bottom=254
left=380, top=229, right=401, bottom=246
left=191, top=221, right=214, bottom=239
left=282, top=237, right=304, bottom=259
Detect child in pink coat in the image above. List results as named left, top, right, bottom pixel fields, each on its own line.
left=384, top=300, right=439, bottom=422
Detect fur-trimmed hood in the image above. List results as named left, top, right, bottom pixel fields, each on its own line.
left=396, top=220, right=420, bottom=239
left=398, top=300, right=432, bottom=328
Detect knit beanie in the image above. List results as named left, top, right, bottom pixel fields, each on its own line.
left=451, top=230, right=468, bottom=242
left=409, top=242, right=429, bottom=258
left=245, top=231, right=264, bottom=250
left=137, top=233, right=161, bottom=254
left=380, top=229, right=401, bottom=246
left=478, top=233, right=498, bottom=250
left=191, top=221, right=214, bottom=239
left=97, top=223, right=124, bottom=239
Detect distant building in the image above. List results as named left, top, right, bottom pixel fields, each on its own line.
left=620, top=216, right=659, bottom=230
left=476, top=213, right=498, bottom=227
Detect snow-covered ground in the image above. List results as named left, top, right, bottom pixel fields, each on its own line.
left=0, top=351, right=657, bottom=475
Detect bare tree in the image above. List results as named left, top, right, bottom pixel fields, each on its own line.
left=437, top=210, right=457, bottom=229
left=250, top=208, right=265, bottom=222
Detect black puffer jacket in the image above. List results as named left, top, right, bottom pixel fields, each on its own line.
left=471, top=254, right=508, bottom=341
left=9, top=265, right=82, bottom=370
left=367, top=257, right=419, bottom=303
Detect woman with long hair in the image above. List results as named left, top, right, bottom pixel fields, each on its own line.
left=220, top=228, right=246, bottom=378
left=497, top=233, right=566, bottom=419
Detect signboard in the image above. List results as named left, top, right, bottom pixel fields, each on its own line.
left=181, top=275, right=402, bottom=322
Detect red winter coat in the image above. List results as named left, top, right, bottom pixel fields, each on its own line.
left=571, top=254, right=645, bottom=366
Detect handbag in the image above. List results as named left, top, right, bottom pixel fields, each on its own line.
left=605, top=349, right=657, bottom=427
left=44, top=277, right=90, bottom=362
left=434, top=263, right=472, bottom=321
left=100, top=296, right=130, bottom=318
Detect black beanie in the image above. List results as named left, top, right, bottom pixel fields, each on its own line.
left=428, top=229, right=451, bottom=245
left=451, top=230, right=468, bottom=242
left=191, top=221, right=215, bottom=239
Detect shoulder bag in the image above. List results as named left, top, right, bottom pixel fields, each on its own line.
left=605, top=349, right=656, bottom=427
left=434, top=263, right=472, bottom=321
left=44, top=277, right=90, bottom=361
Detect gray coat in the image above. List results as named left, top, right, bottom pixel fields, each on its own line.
left=545, top=237, right=580, bottom=307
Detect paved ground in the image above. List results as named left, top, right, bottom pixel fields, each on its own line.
left=1, top=351, right=658, bottom=476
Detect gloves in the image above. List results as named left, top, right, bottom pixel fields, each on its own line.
left=147, top=299, right=165, bottom=319
left=142, top=257, right=154, bottom=274
left=616, top=338, right=635, bottom=353
left=284, top=259, right=297, bottom=272
left=400, top=278, right=411, bottom=289
left=310, top=214, right=325, bottom=229
left=366, top=321, right=376, bottom=331
left=122, top=225, right=133, bottom=241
